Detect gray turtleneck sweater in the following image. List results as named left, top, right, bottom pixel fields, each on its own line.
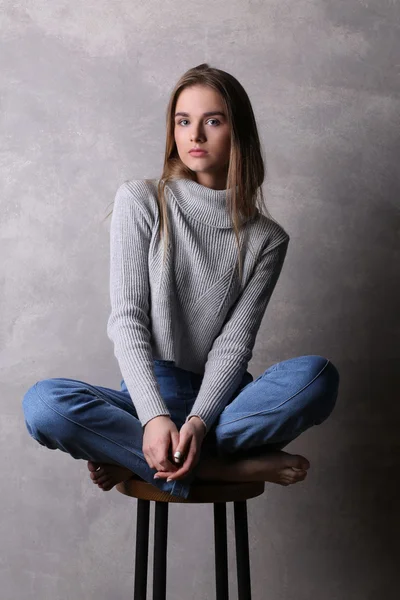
left=106, top=178, right=290, bottom=432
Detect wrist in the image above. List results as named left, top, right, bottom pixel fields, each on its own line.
left=188, top=415, right=207, bottom=434
left=143, top=414, right=171, bottom=429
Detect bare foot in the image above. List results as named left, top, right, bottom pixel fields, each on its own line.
left=197, top=450, right=310, bottom=487
left=87, top=461, right=137, bottom=491
left=245, top=450, right=310, bottom=486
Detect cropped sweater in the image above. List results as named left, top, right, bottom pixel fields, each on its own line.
left=106, top=178, right=290, bottom=432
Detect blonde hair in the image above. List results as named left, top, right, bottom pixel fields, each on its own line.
left=105, top=63, right=272, bottom=282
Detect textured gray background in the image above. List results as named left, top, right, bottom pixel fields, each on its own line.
left=1, top=1, right=399, bottom=599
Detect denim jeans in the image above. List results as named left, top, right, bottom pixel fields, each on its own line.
left=22, top=355, right=339, bottom=499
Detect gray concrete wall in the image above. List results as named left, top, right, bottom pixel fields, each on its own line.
left=2, top=1, right=399, bottom=598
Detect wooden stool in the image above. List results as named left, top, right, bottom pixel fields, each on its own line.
left=116, top=479, right=265, bottom=600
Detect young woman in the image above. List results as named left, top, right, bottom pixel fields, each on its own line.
left=22, top=64, right=340, bottom=500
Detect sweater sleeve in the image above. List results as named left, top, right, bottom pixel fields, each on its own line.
left=106, top=181, right=171, bottom=427
left=185, top=233, right=290, bottom=433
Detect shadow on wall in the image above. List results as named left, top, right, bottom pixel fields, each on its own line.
left=311, top=120, right=399, bottom=590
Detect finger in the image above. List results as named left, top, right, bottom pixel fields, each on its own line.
left=150, top=455, right=167, bottom=472
left=153, top=448, right=178, bottom=473
left=170, top=430, right=180, bottom=459
left=149, top=435, right=175, bottom=472
left=153, top=470, right=175, bottom=480
left=159, top=460, right=178, bottom=473
left=166, top=462, right=192, bottom=481
left=172, top=451, right=185, bottom=465
left=158, top=446, right=179, bottom=471
left=173, top=430, right=191, bottom=465
left=167, top=443, right=198, bottom=481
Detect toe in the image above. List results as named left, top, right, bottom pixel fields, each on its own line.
left=102, top=480, right=115, bottom=491
left=98, top=478, right=114, bottom=491
left=295, top=455, right=310, bottom=470
left=286, top=455, right=310, bottom=470
left=291, top=467, right=307, bottom=475
left=87, top=461, right=100, bottom=472
left=94, top=467, right=105, bottom=480
left=96, top=474, right=109, bottom=484
left=90, top=469, right=103, bottom=482
left=291, top=470, right=307, bottom=483
left=281, top=468, right=304, bottom=483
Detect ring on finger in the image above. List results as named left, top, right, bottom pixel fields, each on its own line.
left=174, top=451, right=184, bottom=462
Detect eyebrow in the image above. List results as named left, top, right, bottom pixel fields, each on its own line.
left=174, top=111, right=226, bottom=118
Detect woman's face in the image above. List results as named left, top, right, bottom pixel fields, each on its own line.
left=173, top=85, right=231, bottom=190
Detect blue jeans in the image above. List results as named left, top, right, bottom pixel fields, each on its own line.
left=22, top=355, right=339, bottom=499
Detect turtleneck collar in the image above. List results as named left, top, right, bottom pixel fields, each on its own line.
left=165, top=178, right=235, bottom=229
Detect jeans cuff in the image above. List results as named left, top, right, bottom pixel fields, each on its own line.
left=170, top=479, right=191, bottom=499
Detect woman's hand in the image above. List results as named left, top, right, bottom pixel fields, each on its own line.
left=142, top=415, right=180, bottom=473
left=154, top=416, right=206, bottom=482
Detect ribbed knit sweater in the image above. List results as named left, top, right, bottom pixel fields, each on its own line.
left=106, top=178, right=290, bottom=432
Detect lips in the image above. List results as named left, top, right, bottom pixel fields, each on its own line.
left=189, top=149, right=207, bottom=154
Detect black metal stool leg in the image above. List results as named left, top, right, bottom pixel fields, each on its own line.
left=134, top=499, right=150, bottom=600
left=214, top=502, right=229, bottom=600
left=153, top=501, right=169, bottom=600
left=234, top=500, right=252, bottom=600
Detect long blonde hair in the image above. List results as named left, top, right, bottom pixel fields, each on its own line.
left=105, top=63, right=272, bottom=282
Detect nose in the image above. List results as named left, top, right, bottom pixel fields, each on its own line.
left=191, top=123, right=205, bottom=142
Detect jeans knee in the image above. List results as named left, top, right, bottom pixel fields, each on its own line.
left=314, top=358, right=340, bottom=423
left=22, top=379, right=63, bottom=443
left=306, top=355, right=331, bottom=377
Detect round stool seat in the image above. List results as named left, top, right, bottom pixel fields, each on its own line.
left=116, top=478, right=265, bottom=503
